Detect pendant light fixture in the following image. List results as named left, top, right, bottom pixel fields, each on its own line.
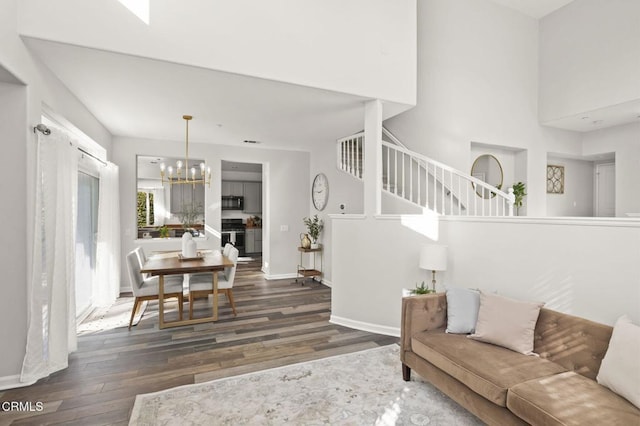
left=159, top=115, right=211, bottom=188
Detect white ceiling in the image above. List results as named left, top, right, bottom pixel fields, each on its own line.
left=490, top=0, right=575, bottom=18
left=24, top=38, right=410, bottom=151
left=23, top=0, right=636, bottom=145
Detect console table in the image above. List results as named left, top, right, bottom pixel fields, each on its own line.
left=296, top=246, right=323, bottom=284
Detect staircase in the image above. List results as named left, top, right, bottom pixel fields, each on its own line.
left=337, top=128, right=515, bottom=216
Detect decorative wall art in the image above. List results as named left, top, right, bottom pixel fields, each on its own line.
left=546, top=165, right=564, bottom=194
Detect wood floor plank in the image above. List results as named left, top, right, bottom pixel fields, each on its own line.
left=1, top=258, right=398, bottom=425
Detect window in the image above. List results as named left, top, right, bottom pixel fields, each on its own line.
left=137, top=191, right=155, bottom=227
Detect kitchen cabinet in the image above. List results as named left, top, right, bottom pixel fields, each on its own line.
left=245, top=228, right=262, bottom=253
left=243, top=182, right=262, bottom=213
left=221, top=181, right=244, bottom=197
left=170, top=182, right=204, bottom=213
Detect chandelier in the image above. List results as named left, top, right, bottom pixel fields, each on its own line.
left=159, top=115, right=211, bottom=188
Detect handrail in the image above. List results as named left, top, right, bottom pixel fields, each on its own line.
left=382, top=142, right=514, bottom=216
left=336, top=132, right=515, bottom=216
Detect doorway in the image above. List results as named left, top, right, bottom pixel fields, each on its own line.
left=75, top=171, right=99, bottom=319
left=595, top=163, right=615, bottom=217
left=221, top=160, right=264, bottom=272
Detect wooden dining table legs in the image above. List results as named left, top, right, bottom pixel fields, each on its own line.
left=158, top=271, right=219, bottom=329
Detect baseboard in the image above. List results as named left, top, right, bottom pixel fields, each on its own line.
left=263, top=273, right=298, bottom=281
left=330, top=315, right=400, bottom=337
left=0, top=374, right=36, bottom=391
left=321, top=279, right=332, bottom=288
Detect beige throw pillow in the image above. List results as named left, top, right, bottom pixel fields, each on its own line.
left=596, top=315, right=640, bottom=409
left=469, top=292, right=544, bottom=355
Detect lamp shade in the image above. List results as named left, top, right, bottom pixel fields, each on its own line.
left=419, top=245, right=448, bottom=271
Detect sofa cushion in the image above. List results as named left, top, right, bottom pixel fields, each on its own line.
left=469, top=292, right=544, bottom=355
left=534, top=308, right=613, bottom=380
left=596, top=315, right=640, bottom=409
left=508, top=371, right=640, bottom=426
left=412, top=328, right=567, bottom=407
left=445, top=287, right=480, bottom=334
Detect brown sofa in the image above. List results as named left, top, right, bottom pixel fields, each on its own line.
left=401, top=293, right=640, bottom=425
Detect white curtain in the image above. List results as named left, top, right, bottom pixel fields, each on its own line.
left=152, top=188, right=166, bottom=226
left=93, top=162, right=121, bottom=307
left=22, top=129, right=78, bottom=384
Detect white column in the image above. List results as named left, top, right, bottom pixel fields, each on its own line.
left=364, top=99, right=383, bottom=216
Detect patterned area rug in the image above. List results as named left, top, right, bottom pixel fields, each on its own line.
left=129, top=345, right=483, bottom=425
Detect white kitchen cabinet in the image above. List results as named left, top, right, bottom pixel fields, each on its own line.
left=245, top=228, right=262, bottom=254
left=243, top=182, right=262, bottom=213
left=170, top=182, right=205, bottom=213
left=221, top=181, right=244, bottom=196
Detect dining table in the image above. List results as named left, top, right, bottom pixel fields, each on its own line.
left=140, top=250, right=234, bottom=329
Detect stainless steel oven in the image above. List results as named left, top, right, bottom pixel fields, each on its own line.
left=221, top=219, right=245, bottom=255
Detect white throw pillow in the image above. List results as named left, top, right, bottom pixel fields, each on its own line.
left=596, top=315, right=640, bottom=409
left=468, top=292, right=544, bottom=355
left=445, top=288, right=480, bottom=334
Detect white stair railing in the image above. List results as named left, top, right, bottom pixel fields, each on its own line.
left=337, top=132, right=364, bottom=180
left=382, top=142, right=514, bottom=216
left=336, top=132, right=515, bottom=216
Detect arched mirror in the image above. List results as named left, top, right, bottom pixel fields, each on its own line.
left=471, top=154, right=503, bottom=199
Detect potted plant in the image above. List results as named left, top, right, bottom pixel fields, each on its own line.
left=177, top=202, right=204, bottom=235
left=303, top=215, right=324, bottom=249
left=411, top=281, right=435, bottom=295
left=159, top=225, right=170, bottom=238
left=512, top=182, right=527, bottom=216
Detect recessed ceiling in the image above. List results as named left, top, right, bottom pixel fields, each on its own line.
left=541, top=99, right=640, bottom=132
left=489, top=0, right=575, bottom=19
left=23, top=38, right=411, bottom=151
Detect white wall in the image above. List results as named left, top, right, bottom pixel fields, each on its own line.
left=308, top=135, right=365, bottom=285
left=539, top=0, right=640, bottom=123
left=0, top=0, right=112, bottom=388
left=18, top=0, right=417, bottom=105
left=331, top=215, right=640, bottom=336
left=383, top=0, right=582, bottom=216
left=0, top=81, right=28, bottom=386
left=112, top=137, right=310, bottom=290
left=546, top=156, right=594, bottom=217
left=582, top=122, right=640, bottom=216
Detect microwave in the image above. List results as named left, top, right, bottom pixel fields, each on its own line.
left=222, top=195, right=244, bottom=210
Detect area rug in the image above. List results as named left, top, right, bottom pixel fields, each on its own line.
left=129, top=344, right=482, bottom=425
left=77, top=299, right=147, bottom=335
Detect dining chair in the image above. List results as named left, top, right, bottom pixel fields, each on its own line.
left=189, top=243, right=235, bottom=280
left=188, top=245, right=239, bottom=319
left=126, top=248, right=184, bottom=329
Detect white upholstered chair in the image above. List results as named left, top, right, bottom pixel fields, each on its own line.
left=222, top=243, right=234, bottom=257
left=189, top=243, right=235, bottom=280
left=126, top=248, right=184, bottom=329
left=188, top=245, right=239, bottom=319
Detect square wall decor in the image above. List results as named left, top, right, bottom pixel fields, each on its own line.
left=547, top=165, right=564, bottom=194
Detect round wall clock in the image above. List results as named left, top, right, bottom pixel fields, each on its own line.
left=312, top=173, right=329, bottom=211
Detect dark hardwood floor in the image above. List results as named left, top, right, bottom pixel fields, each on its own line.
left=0, top=256, right=398, bottom=425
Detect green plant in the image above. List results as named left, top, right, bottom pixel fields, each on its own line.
left=137, top=191, right=155, bottom=227
left=410, top=281, right=435, bottom=295
left=177, top=202, right=204, bottom=228
left=159, top=225, right=170, bottom=238
left=303, top=214, right=324, bottom=242
left=512, top=182, right=527, bottom=212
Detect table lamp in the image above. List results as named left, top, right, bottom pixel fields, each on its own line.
left=419, top=245, right=448, bottom=291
